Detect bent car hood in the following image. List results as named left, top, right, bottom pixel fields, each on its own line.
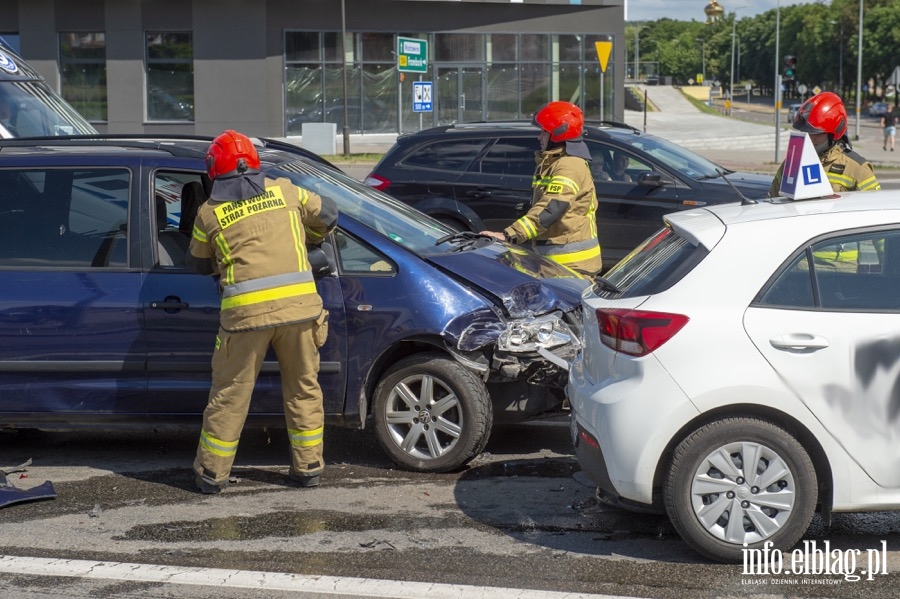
left=426, top=244, right=589, bottom=315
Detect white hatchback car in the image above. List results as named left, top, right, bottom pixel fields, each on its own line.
left=568, top=191, right=900, bottom=562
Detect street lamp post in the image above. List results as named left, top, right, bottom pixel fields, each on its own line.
left=695, top=38, right=706, bottom=84
left=839, top=24, right=844, bottom=91
left=634, top=28, right=639, bottom=81
left=633, top=26, right=645, bottom=81
left=340, top=0, right=350, bottom=156
left=832, top=20, right=844, bottom=92
left=855, top=0, right=863, bottom=141
left=729, top=6, right=747, bottom=116
left=774, top=0, right=781, bottom=162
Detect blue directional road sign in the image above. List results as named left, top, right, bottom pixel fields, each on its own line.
left=413, top=81, right=433, bottom=112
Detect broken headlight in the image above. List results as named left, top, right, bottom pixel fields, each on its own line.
left=497, top=311, right=575, bottom=353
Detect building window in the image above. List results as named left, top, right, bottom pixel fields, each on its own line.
left=60, top=32, right=107, bottom=122
left=286, top=31, right=397, bottom=136
left=146, top=32, right=194, bottom=121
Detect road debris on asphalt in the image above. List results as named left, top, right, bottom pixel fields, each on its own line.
left=0, top=458, right=57, bottom=508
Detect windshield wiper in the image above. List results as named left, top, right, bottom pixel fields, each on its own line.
left=435, top=231, right=485, bottom=246
left=434, top=230, right=494, bottom=252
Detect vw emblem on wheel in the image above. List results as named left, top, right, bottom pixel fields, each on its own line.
left=0, top=50, right=18, bottom=74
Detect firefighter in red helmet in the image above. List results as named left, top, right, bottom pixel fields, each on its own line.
left=186, top=130, right=337, bottom=493
left=481, top=101, right=602, bottom=278
left=770, top=91, right=880, bottom=196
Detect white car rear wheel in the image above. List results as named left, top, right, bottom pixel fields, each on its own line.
left=664, top=417, right=818, bottom=563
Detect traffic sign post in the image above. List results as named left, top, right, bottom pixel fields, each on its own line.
left=398, top=37, right=428, bottom=73
left=413, top=81, right=433, bottom=112
left=594, top=41, right=612, bottom=120
left=397, top=37, right=428, bottom=135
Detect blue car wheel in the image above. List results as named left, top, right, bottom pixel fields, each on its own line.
left=373, top=352, right=492, bottom=473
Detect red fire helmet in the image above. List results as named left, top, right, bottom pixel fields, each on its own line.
left=532, top=101, right=584, bottom=142
left=793, top=91, right=848, bottom=141
left=206, top=130, right=261, bottom=179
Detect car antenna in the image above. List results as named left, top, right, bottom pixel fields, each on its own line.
left=717, top=167, right=757, bottom=205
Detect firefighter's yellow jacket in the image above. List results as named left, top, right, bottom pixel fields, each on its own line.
left=502, top=146, right=601, bottom=277
left=189, top=176, right=337, bottom=332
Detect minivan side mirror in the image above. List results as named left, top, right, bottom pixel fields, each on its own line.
left=308, top=242, right=337, bottom=277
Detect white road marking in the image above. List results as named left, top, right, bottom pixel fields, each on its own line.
left=0, top=555, right=636, bottom=599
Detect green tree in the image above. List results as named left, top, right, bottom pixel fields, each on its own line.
left=630, top=0, right=900, bottom=105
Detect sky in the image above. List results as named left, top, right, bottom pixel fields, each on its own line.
left=625, top=0, right=823, bottom=22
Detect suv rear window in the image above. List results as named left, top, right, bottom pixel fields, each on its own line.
left=399, top=138, right=484, bottom=172
left=597, top=227, right=708, bottom=297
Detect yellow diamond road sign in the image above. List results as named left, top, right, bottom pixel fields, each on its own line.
left=595, top=41, right=612, bottom=74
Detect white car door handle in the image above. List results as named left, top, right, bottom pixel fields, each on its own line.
left=769, top=334, right=830, bottom=350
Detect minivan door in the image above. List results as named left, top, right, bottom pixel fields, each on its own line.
left=141, top=164, right=348, bottom=419
left=0, top=162, right=146, bottom=418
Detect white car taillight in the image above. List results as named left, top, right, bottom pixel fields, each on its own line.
left=597, top=308, right=689, bottom=357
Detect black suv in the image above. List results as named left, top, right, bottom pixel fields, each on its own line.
left=365, top=122, right=772, bottom=269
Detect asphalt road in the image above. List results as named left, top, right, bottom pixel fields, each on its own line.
left=1, top=422, right=899, bottom=599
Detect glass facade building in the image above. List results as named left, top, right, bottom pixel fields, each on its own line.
left=0, top=0, right=625, bottom=139
left=285, top=31, right=616, bottom=135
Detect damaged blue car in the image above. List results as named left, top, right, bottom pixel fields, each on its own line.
left=0, top=136, right=587, bottom=472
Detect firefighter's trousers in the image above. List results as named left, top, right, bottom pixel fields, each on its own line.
left=194, top=317, right=326, bottom=485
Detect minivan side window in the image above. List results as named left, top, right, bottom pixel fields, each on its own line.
left=153, top=171, right=207, bottom=268
left=0, top=168, right=130, bottom=268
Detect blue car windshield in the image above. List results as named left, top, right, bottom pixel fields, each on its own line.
left=269, top=161, right=455, bottom=253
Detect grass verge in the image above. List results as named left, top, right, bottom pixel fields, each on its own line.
left=321, top=153, right=384, bottom=164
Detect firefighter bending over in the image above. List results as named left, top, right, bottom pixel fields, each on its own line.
left=186, top=130, right=337, bottom=494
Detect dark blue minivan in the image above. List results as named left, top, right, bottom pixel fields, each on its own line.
left=0, top=136, right=587, bottom=472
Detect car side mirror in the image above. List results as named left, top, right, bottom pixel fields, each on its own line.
left=636, top=171, right=673, bottom=188
left=308, top=242, right=337, bottom=278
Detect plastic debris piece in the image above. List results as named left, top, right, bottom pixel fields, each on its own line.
left=0, top=459, right=57, bottom=508
left=0, top=480, right=57, bottom=508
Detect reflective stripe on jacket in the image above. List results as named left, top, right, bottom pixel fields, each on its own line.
left=189, top=176, right=336, bottom=331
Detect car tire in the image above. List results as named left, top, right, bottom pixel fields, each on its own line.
left=663, top=417, right=817, bottom=563
left=373, top=352, right=492, bottom=473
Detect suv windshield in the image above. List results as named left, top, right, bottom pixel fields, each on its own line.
left=270, top=161, right=455, bottom=253
left=620, top=133, right=723, bottom=180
